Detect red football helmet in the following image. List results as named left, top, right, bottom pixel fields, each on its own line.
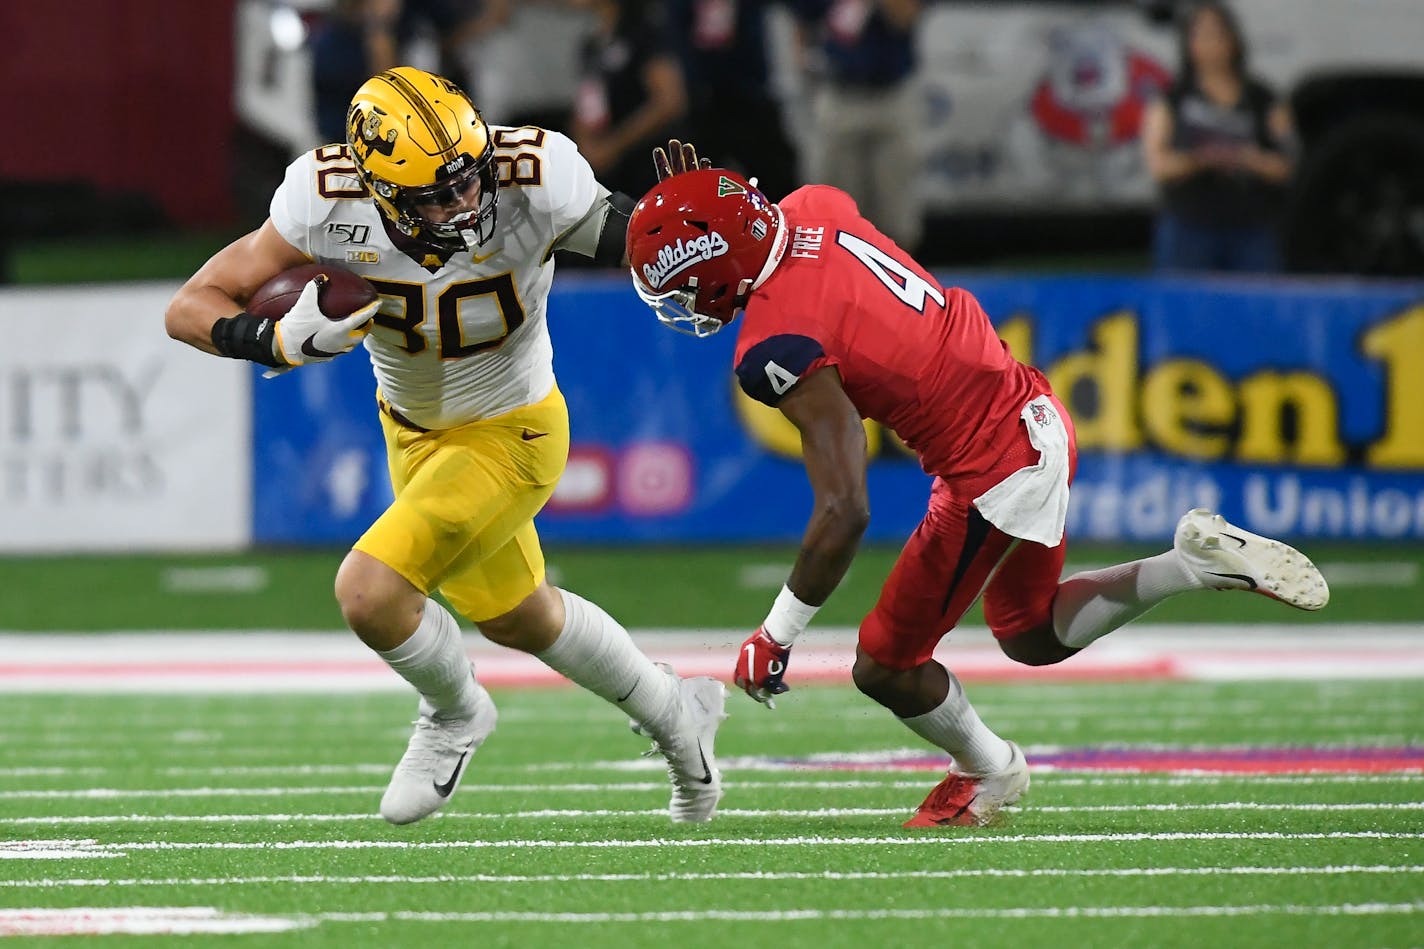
left=626, top=168, right=788, bottom=336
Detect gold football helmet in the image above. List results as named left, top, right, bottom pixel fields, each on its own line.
left=345, top=67, right=499, bottom=248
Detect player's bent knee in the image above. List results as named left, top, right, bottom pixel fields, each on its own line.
left=996, top=622, right=1081, bottom=666
left=334, top=551, right=425, bottom=647
left=851, top=648, right=902, bottom=703
left=476, top=582, right=563, bottom=653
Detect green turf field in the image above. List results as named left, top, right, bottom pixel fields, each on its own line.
left=1, top=542, right=1420, bottom=630
left=2, top=680, right=1420, bottom=946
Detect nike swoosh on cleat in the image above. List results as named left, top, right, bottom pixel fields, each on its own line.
left=433, top=748, right=471, bottom=798
left=1221, top=531, right=1249, bottom=548
left=1206, top=571, right=1257, bottom=590
left=616, top=678, right=640, bottom=703
left=301, top=335, right=342, bottom=359
left=521, top=429, right=549, bottom=441
left=695, top=740, right=713, bottom=785
left=934, top=793, right=980, bottom=826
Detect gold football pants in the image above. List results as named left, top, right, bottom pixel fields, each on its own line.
left=353, top=385, right=569, bottom=622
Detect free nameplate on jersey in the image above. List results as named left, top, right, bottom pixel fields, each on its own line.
left=641, top=233, right=729, bottom=290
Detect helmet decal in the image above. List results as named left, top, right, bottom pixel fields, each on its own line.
left=716, top=176, right=746, bottom=197
left=351, top=107, right=398, bottom=160
left=641, top=232, right=731, bottom=290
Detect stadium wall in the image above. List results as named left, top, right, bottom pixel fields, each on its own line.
left=1, top=275, right=1420, bottom=551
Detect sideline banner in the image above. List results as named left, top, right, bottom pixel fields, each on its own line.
left=251, top=273, right=1424, bottom=545
left=0, top=283, right=251, bottom=552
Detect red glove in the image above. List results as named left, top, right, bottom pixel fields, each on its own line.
left=734, top=628, right=792, bottom=708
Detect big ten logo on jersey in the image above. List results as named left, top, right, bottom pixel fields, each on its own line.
left=790, top=226, right=824, bottom=260
left=491, top=128, right=544, bottom=186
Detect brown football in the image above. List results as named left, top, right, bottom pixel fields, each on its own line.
left=247, top=263, right=378, bottom=321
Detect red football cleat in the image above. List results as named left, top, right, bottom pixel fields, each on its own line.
left=903, top=742, right=1030, bottom=828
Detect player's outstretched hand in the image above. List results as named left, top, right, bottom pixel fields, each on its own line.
left=653, top=139, right=712, bottom=182
left=734, top=628, right=791, bottom=709
left=271, top=278, right=377, bottom=371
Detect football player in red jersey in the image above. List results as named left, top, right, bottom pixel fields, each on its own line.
left=626, top=141, right=1330, bottom=827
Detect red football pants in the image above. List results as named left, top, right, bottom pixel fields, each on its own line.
left=859, top=398, right=1078, bottom=671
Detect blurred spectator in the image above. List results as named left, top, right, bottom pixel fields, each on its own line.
left=311, top=0, right=508, bottom=145
left=1141, top=1, right=1293, bottom=273
left=667, top=0, right=799, bottom=201
left=312, top=0, right=400, bottom=144
left=470, top=2, right=596, bottom=131
left=571, top=0, right=689, bottom=199
left=794, top=0, right=923, bottom=253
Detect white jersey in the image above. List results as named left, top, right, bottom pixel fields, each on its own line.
left=269, top=128, right=603, bottom=429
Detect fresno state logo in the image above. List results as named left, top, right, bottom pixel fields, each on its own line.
left=1031, top=401, right=1057, bottom=428
left=1029, top=22, right=1169, bottom=148
left=641, top=232, right=730, bottom=290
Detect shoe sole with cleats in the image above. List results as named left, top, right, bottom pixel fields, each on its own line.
left=1174, top=509, right=1329, bottom=611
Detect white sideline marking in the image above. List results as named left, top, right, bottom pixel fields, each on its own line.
left=64, top=831, right=1424, bottom=853
left=1318, top=562, right=1419, bottom=587
left=5, top=625, right=1424, bottom=691
left=4, top=865, right=1421, bottom=889
left=323, top=904, right=1424, bottom=923
left=8, top=802, right=1424, bottom=827
left=159, top=566, right=269, bottom=594
left=0, top=907, right=305, bottom=936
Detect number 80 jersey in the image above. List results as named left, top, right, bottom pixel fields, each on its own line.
left=268, top=127, right=603, bottom=429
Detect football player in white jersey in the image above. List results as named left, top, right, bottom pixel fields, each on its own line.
left=165, top=67, right=725, bottom=825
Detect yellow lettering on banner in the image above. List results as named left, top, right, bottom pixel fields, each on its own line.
left=1237, top=373, right=1346, bottom=465
left=1141, top=359, right=1235, bottom=459
left=996, top=314, right=1033, bottom=365
left=1362, top=304, right=1424, bottom=468
left=1046, top=311, right=1141, bottom=451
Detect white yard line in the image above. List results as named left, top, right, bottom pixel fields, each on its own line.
left=4, top=773, right=1423, bottom=800
left=2, top=902, right=1418, bottom=933
left=317, top=903, right=1424, bottom=922
left=6, top=802, right=1423, bottom=827
left=3, top=865, right=1421, bottom=889
left=52, top=831, right=1424, bottom=853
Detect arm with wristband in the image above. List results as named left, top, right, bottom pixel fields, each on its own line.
left=166, top=219, right=373, bottom=370
left=733, top=367, right=871, bottom=707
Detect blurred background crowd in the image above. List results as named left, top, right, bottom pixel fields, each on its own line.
left=3, top=0, right=1422, bottom=285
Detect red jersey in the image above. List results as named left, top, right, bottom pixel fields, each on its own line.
left=734, top=185, right=1053, bottom=488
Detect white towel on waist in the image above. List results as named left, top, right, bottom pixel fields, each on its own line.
left=972, top=396, right=1071, bottom=547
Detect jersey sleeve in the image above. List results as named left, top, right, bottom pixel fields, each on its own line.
left=535, top=131, right=605, bottom=253
left=268, top=151, right=321, bottom=257
left=735, top=333, right=832, bottom=407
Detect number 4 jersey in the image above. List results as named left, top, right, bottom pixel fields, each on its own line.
left=269, top=128, right=602, bottom=429
left=733, top=185, right=1056, bottom=493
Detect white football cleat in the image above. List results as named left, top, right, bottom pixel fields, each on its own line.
left=905, top=741, right=1030, bottom=828
left=380, top=675, right=497, bottom=826
left=1174, top=508, right=1329, bottom=611
left=633, top=667, right=727, bottom=823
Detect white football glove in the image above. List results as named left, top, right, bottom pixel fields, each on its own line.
left=269, top=278, right=377, bottom=373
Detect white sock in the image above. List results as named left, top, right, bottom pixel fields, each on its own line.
left=377, top=598, right=479, bottom=719
left=1052, top=550, right=1202, bottom=649
left=899, top=673, right=1014, bottom=775
left=538, top=589, right=680, bottom=736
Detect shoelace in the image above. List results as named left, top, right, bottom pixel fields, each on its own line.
left=398, top=716, right=472, bottom=770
